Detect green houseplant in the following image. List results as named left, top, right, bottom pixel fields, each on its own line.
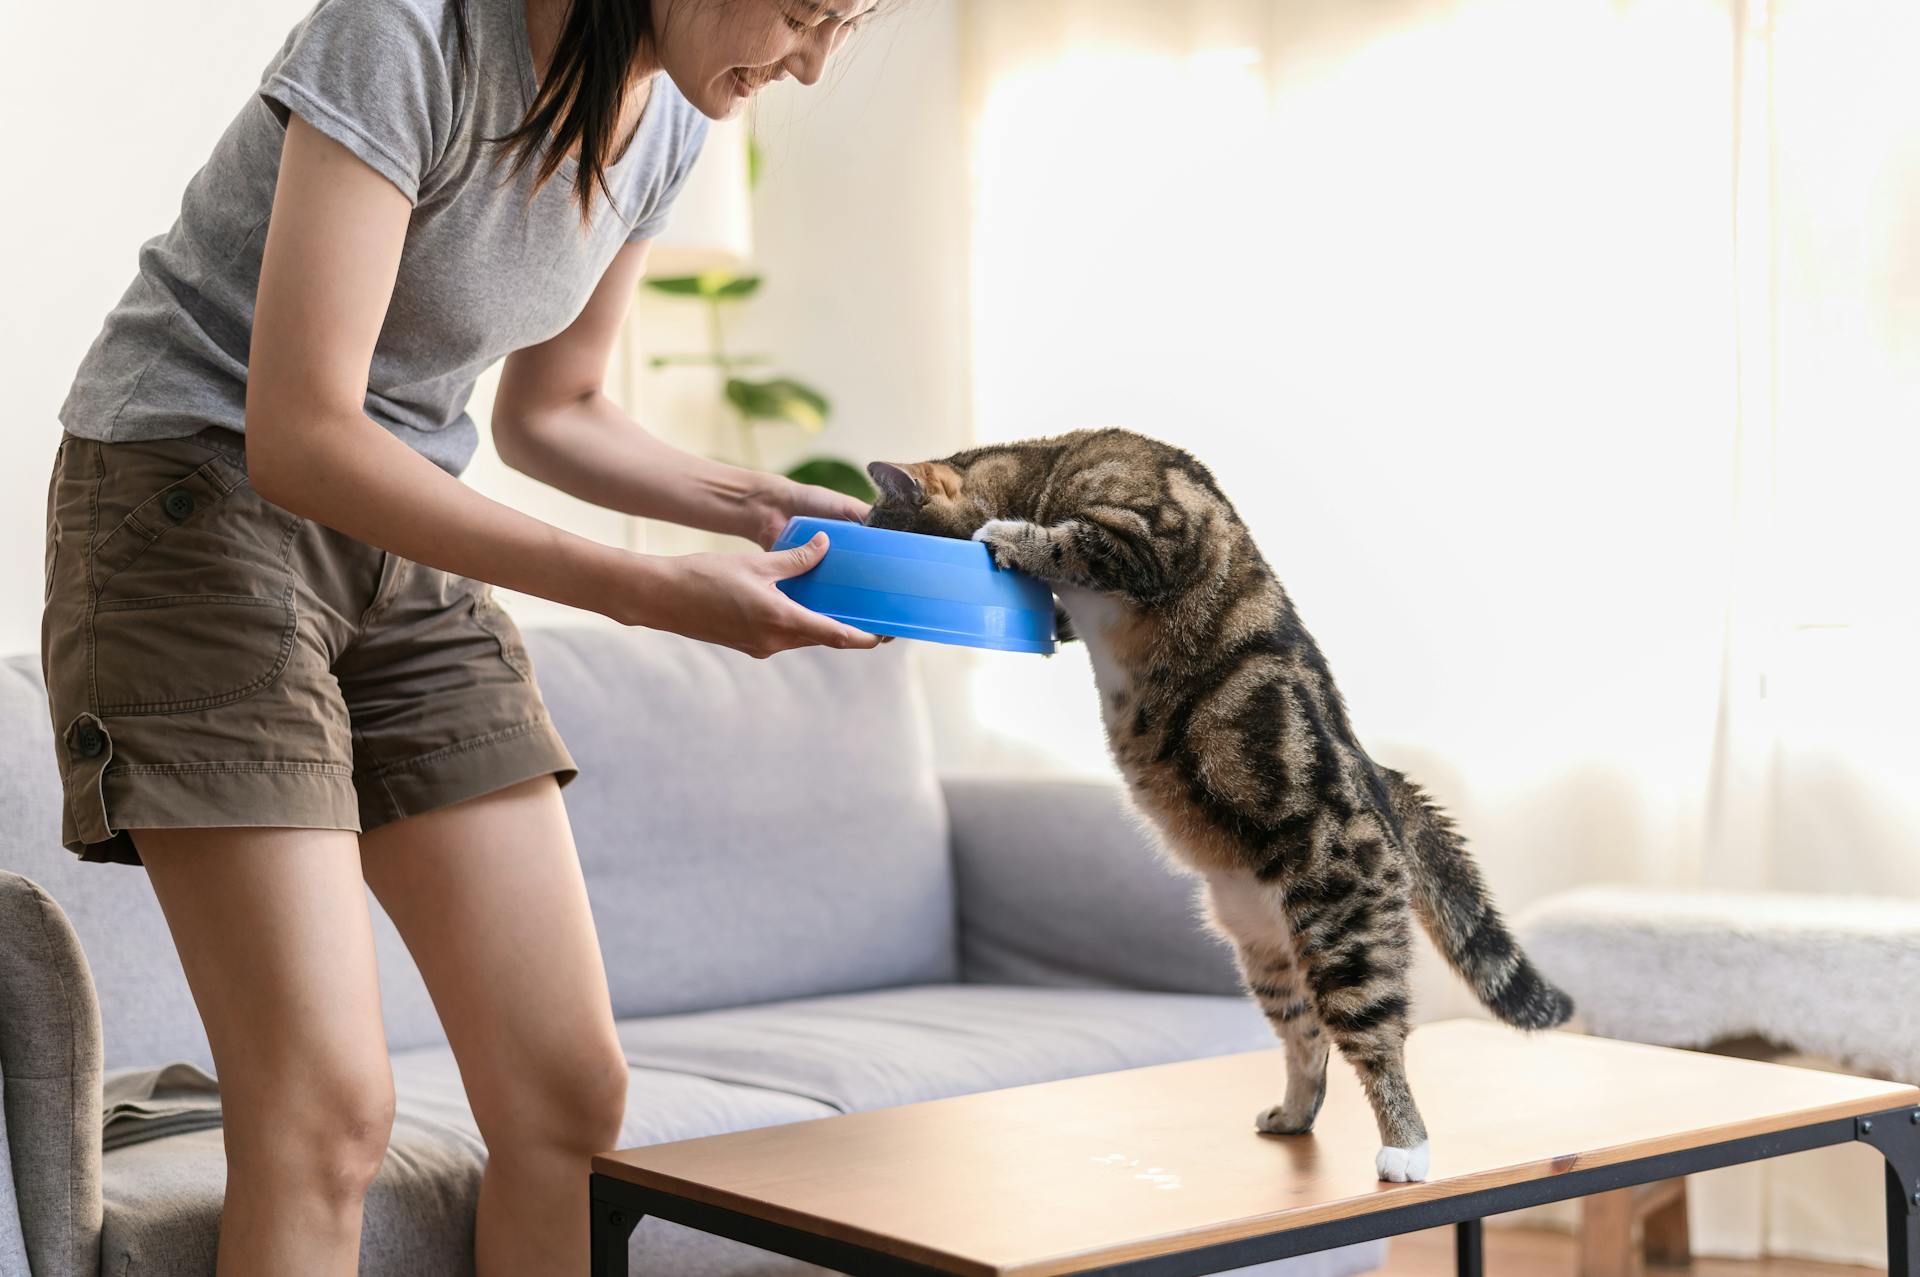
left=640, top=134, right=875, bottom=505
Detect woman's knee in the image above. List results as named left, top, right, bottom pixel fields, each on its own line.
left=489, top=1039, right=627, bottom=1157
left=226, top=1065, right=398, bottom=1200
left=548, top=1039, right=628, bottom=1154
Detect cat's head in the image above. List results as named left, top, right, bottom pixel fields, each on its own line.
left=862, top=452, right=1035, bottom=539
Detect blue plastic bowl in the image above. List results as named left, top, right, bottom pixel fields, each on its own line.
left=771, top=516, right=1056, bottom=655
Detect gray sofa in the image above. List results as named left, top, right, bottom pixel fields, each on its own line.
left=0, top=624, right=1388, bottom=1277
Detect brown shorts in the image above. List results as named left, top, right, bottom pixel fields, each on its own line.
left=41, top=429, right=579, bottom=866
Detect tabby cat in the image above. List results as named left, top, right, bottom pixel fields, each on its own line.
left=862, top=428, right=1572, bottom=1183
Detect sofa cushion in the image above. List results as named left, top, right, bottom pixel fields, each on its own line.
left=524, top=628, right=957, bottom=1018
left=945, top=776, right=1247, bottom=994
left=617, top=983, right=1280, bottom=1111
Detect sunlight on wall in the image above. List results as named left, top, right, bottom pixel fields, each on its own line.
left=1759, top=0, right=1920, bottom=897
left=1769, top=1, right=1920, bottom=638
left=961, top=0, right=1741, bottom=890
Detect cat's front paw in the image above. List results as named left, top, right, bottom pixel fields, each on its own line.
left=1375, top=1141, right=1431, bottom=1183
left=971, top=518, right=1041, bottom=572
left=1254, top=1104, right=1315, bottom=1136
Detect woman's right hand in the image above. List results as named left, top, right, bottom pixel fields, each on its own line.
left=637, top=530, right=886, bottom=659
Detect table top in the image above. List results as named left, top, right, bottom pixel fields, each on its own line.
left=594, top=1019, right=1920, bottom=1277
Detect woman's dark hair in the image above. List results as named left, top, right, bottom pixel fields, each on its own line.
left=448, top=0, right=655, bottom=227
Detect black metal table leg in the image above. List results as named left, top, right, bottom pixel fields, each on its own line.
left=1886, top=1163, right=1918, bottom=1277
left=1455, top=1218, right=1484, bottom=1277
left=590, top=1173, right=644, bottom=1277
left=1854, top=1109, right=1920, bottom=1277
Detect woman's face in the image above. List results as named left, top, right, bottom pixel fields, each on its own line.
left=654, top=0, right=878, bottom=119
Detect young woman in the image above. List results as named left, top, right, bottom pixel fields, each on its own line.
left=42, top=0, right=880, bottom=1270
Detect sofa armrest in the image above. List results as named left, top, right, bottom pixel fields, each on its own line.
left=0, top=1070, right=30, bottom=1277
left=0, top=870, right=103, bottom=1277
left=941, top=776, right=1244, bottom=995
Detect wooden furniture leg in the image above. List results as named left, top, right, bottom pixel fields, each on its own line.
left=1580, top=1187, right=1639, bottom=1277
left=1643, top=1179, right=1692, bottom=1266
left=1579, top=1179, right=1689, bottom=1277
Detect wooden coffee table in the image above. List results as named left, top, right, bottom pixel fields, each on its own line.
left=590, top=1019, right=1920, bottom=1276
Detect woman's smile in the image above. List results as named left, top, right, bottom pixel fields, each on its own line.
left=731, top=65, right=787, bottom=97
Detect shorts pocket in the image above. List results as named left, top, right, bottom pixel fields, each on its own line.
left=93, top=589, right=298, bottom=715
left=83, top=437, right=301, bottom=716
left=91, top=453, right=249, bottom=591
left=465, top=581, right=532, bottom=679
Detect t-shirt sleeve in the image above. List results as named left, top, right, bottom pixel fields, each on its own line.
left=257, top=0, right=459, bottom=205
left=627, top=108, right=713, bottom=243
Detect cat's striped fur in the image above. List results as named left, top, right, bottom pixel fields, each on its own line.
left=863, top=427, right=1572, bottom=1182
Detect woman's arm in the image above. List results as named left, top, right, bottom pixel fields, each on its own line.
left=246, top=113, right=657, bottom=618
left=493, top=243, right=872, bottom=549
left=244, top=113, right=877, bottom=656
left=492, top=239, right=794, bottom=545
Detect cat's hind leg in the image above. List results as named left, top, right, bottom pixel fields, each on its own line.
left=1199, top=873, right=1331, bottom=1136
left=1285, top=855, right=1430, bottom=1182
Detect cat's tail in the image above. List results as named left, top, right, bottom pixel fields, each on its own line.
left=1380, top=767, right=1574, bottom=1031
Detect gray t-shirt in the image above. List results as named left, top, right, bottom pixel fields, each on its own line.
left=59, top=0, right=710, bottom=476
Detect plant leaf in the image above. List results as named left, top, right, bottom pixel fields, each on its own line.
left=643, top=274, right=709, bottom=297
left=785, top=457, right=876, bottom=503
left=772, top=377, right=828, bottom=420
left=724, top=377, right=831, bottom=430
left=747, top=130, right=764, bottom=191
left=643, top=270, right=762, bottom=300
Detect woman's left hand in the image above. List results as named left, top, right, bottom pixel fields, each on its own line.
left=742, top=474, right=872, bottom=552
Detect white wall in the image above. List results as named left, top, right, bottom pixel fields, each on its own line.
left=1, top=2, right=317, bottom=653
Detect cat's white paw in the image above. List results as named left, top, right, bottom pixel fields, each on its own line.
left=1375, top=1141, right=1431, bottom=1183
left=1254, top=1104, right=1315, bottom=1135
left=971, top=518, right=1033, bottom=570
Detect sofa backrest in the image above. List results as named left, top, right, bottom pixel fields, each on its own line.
left=527, top=627, right=956, bottom=1019
left=0, top=625, right=955, bottom=1071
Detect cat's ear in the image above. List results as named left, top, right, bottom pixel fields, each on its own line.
left=867, top=461, right=927, bottom=507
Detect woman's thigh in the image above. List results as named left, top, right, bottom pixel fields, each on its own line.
left=133, top=826, right=395, bottom=1164
left=357, top=775, right=626, bottom=1149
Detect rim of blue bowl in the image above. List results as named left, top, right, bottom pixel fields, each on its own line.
left=775, top=515, right=1004, bottom=569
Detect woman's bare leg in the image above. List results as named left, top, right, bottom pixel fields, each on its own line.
left=134, top=826, right=394, bottom=1277
left=358, top=776, right=627, bottom=1277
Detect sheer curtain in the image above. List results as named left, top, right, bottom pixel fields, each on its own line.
left=1729, top=0, right=1920, bottom=899
left=943, top=0, right=1918, bottom=1258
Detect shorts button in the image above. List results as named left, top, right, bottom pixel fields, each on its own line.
left=162, top=489, right=196, bottom=521
left=75, top=726, right=105, bottom=758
